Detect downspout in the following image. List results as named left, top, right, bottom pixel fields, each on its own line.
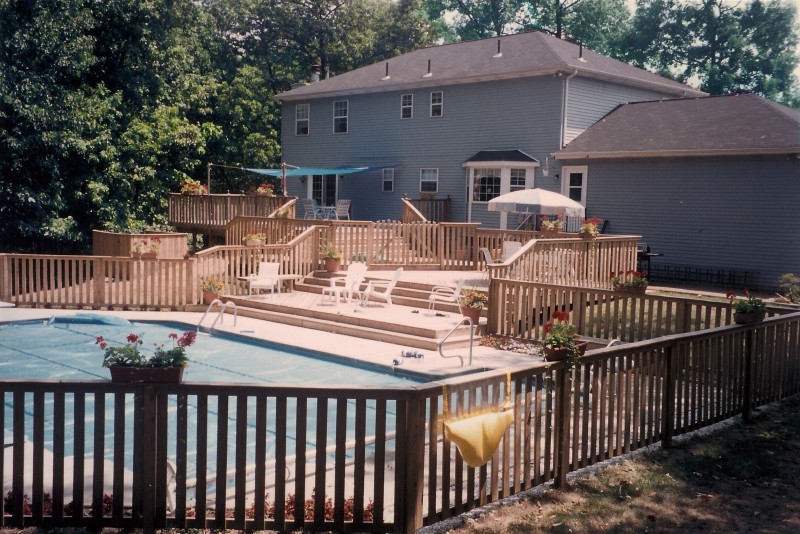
left=560, top=69, right=579, bottom=149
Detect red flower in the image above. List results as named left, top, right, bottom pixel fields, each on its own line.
left=543, top=322, right=553, bottom=334
left=99, top=342, right=107, bottom=349
left=178, top=331, right=197, bottom=347
left=126, top=334, right=139, bottom=343
left=168, top=333, right=178, bottom=340
left=552, top=311, right=570, bottom=322
left=95, top=336, right=105, bottom=344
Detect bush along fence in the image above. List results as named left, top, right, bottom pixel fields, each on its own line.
left=2, top=313, right=799, bottom=532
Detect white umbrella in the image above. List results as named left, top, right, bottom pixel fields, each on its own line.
left=487, top=188, right=585, bottom=217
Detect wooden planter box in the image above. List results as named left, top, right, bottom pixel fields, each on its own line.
left=109, top=366, right=185, bottom=383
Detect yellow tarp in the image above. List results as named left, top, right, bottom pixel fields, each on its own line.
left=444, top=410, right=514, bottom=468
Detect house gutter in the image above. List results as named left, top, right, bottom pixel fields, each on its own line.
left=560, top=69, right=579, bottom=150
left=553, top=147, right=800, bottom=159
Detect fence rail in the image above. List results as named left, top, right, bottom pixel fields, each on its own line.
left=92, top=231, right=189, bottom=260
left=3, top=313, right=799, bottom=532
left=168, top=194, right=294, bottom=235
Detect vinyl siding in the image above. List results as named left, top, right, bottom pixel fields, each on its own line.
left=564, top=77, right=674, bottom=145
left=564, top=155, right=800, bottom=289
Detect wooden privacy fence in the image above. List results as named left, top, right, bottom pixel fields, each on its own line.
left=0, top=255, right=195, bottom=308
left=92, top=231, right=189, bottom=260
left=167, top=194, right=294, bottom=235
left=2, top=314, right=799, bottom=532
left=488, top=279, right=794, bottom=342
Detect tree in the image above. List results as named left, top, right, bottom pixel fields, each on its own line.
left=622, top=0, right=799, bottom=102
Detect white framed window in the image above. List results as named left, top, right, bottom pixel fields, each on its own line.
left=510, top=168, right=526, bottom=192
left=311, top=174, right=338, bottom=207
left=420, top=168, right=438, bottom=193
left=430, top=91, right=443, bottom=117
left=295, top=103, right=310, bottom=136
left=472, top=168, right=501, bottom=202
left=561, top=165, right=588, bottom=205
left=333, top=100, right=348, bottom=133
left=401, top=94, right=413, bottom=119
left=382, top=168, right=394, bottom=192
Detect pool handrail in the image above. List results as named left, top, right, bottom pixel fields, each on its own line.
left=197, top=299, right=238, bottom=332
left=438, top=316, right=474, bottom=367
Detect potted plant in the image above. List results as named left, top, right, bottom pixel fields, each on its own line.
left=320, top=242, right=342, bottom=273
left=131, top=237, right=161, bottom=260
left=610, top=270, right=649, bottom=294
left=458, top=289, right=488, bottom=324
left=578, top=217, right=603, bottom=239
left=727, top=290, right=767, bottom=324
left=273, top=207, right=290, bottom=219
left=539, top=216, right=563, bottom=237
left=242, top=231, right=266, bottom=247
left=253, top=183, right=275, bottom=196
left=201, top=275, right=224, bottom=305
left=97, top=331, right=196, bottom=383
left=180, top=177, right=208, bottom=195
left=541, top=311, right=587, bottom=364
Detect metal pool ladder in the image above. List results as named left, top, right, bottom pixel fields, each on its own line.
left=197, top=299, right=237, bottom=332
left=438, top=316, right=474, bottom=367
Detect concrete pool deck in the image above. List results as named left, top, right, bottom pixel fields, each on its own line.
left=0, top=306, right=538, bottom=381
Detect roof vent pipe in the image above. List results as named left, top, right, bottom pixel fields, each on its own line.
left=310, top=64, right=321, bottom=83
left=423, top=58, right=432, bottom=78
left=381, top=62, right=390, bottom=80
left=578, top=41, right=586, bottom=62
left=493, top=39, right=503, bottom=58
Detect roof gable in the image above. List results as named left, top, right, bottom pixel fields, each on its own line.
left=555, top=94, right=800, bottom=158
left=275, top=31, right=704, bottom=101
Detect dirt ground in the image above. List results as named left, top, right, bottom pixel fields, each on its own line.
left=430, top=395, right=800, bottom=534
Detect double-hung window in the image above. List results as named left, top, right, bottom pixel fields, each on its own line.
left=382, top=168, right=394, bottom=192
left=430, top=91, right=443, bottom=117
left=401, top=94, right=413, bottom=119
left=510, top=168, right=526, bottom=192
left=295, top=104, right=309, bottom=136
left=472, top=168, right=501, bottom=202
left=333, top=100, right=348, bottom=133
left=420, top=168, right=438, bottom=193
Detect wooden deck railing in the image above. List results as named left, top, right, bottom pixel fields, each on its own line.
left=406, top=197, right=451, bottom=222
left=489, top=236, right=639, bottom=288
left=224, top=216, right=319, bottom=247
left=92, top=231, right=188, bottom=259
left=167, top=194, right=294, bottom=235
left=487, top=279, right=794, bottom=342
left=401, top=197, right=428, bottom=224
left=3, top=313, right=799, bottom=532
left=0, top=255, right=195, bottom=308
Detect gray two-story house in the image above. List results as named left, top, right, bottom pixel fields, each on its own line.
left=274, top=31, right=704, bottom=228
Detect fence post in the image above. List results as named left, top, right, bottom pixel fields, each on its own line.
left=554, top=365, right=572, bottom=488
left=574, top=288, right=586, bottom=335
left=93, top=258, right=105, bottom=307
left=661, top=345, right=675, bottom=448
left=141, top=386, right=158, bottom=533
left=437, top=224, right=445, bottom=269
left=0, top=254, right=9, bottom=302
left=743, top=329, right=754, bottom=422
left=399, top=395, right=426, bottom=533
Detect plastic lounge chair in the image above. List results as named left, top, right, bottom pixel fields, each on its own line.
left=361, top=267, right=403, bottom=307
left=301, top=198, right=323, bottom=219
left=335, top=199, right=351, bottom=220
left=428, top=278, right=465, bottom=313
left=500, top=241, right=522, bottom=262
left=248, top=262, right=281, bottom=297
left=480, top=247, right=501, bottom=266
left=321, top=262, right=367, bottom=305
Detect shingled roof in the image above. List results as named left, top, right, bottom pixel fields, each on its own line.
left=555, top=94, right=800, bottom=159
left=274, top=31, right=704, bottom=101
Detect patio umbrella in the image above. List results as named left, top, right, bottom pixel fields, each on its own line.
left=487, top=188, right=585, bottom=217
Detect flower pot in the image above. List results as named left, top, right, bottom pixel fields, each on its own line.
left=543, top=342, right=588, bottom=362
left=613, top=284, right=647, bottom=295
left=459, top=305, right=481, bottom=325
left=243, top=239, right=263, bottom=247
left=140, top=251, right=158, bottom=260
left=202, top=291, right=220, bottom=305
left=734, top=311, right=764, bottom=325
left=540, top=228, right=561, bottom=238
left=182, top=190, right=202, bottom=195
left=109, top=366, right=185, bottom=383
left=324, top=258, right=341, bottom=273
left=579, top=232, right=596, bottom=239
left=131, top=252, right=141, bottom=260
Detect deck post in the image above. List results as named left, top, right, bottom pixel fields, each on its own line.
left=0, top=254, right=9, bottom=302
left=743, top=329, right=754, bottom=422
left=661, top=345, right=675, bottom=447
left=93, top=258, right=105, bottom=307
left=554, top=365, right=572, bottom=488
left=140, top=385, right=158, bottom=533
left=400, top=395, right=426, bottom=533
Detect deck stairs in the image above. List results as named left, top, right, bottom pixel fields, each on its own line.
left=221, top=271, right=482, bottom=351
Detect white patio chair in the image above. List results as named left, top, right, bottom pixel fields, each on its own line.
left=301, top=198, right=323, bottom=219
left=479, top=247, right=501, bottom=266
left=247, top=262, right=281, bottom=297
left=500, top=241, right=522, bottom=262
left=335, top=199, right=351, bottom=220
left=321, top=262, right=367, bottom=305
left=361, top=267, right=403, bottom=307
left=428, top=278, right=465, bottom=313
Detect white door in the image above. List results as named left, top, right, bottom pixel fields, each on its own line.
left=561, top=166, right=587, bottom=205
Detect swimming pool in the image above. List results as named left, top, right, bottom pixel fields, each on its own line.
left=1, top=314, right=415, bottom=503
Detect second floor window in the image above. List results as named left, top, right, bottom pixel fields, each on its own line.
left=420, top=168, right=438, bottom=193
left=401, top=94, right=413, bottom=119
left=333, top=100, right=348, bottom=133
left=430, top=91, right=443, bottom=117
left=382, top=168, right=394, bottom=192
left=295, top=104, right=309, bottom=136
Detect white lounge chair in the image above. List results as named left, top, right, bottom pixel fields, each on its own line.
left=361, top=267, right=403, bottom=307
left=301, top=198, right=323, bottom=219
left=428, top=278, right=465, bottom=313
left=500, top=241, right=522, bottom=262
left=335, top=199, right=351, bottom=220
left=479, top=247, right=501, bottom=266
left=321, top=262, right=367, bottom=305
left=247, top=262, right=281, bottom=297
